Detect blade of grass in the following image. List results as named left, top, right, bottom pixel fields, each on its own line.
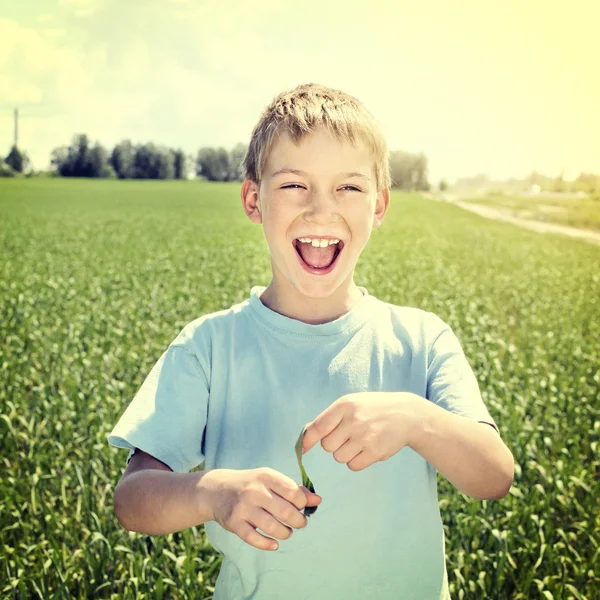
left=295, top=423, right=317, bottom=517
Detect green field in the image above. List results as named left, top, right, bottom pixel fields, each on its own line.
left=1, top=178, right=599, bottom=599
left=458, top=193, right=600, bottom=232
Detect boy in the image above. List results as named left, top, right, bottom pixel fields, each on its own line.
left=107, top=83, right=514, bottom=600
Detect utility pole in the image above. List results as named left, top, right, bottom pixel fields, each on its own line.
left=14, top=108, right=18, bottom=148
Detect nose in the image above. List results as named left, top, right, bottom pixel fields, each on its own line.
left=304, top=189, right=338, bottom=223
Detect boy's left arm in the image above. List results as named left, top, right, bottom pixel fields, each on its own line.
left=406, top=392, right=514, bottom=500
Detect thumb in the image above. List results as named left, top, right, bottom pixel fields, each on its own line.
left=301, top=486, right=322, bottom=500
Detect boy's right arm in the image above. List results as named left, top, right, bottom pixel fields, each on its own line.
left=114, top=447, right=322, bottom=551
left=113, top=448, right=218, bottom=535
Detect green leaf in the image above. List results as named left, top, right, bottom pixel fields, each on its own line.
left=295, top=423, right=317, bottom=517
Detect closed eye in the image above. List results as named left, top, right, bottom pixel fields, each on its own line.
left=281, top=185, right=361, bottom=191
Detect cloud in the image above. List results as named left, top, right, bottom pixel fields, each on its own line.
left=59, top=0, right=106, bottom=18
left=0, top=75, right=43, bottom=104
left=0, top=16, right=155, bottom=167
left=41, top=28, right=67, bottom=39
left=0, top=4, right=271, bottom=167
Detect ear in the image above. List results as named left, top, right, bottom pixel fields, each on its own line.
left=241, top=179, right=262, bottom=224
left=372, top=186, right=390, bottom=230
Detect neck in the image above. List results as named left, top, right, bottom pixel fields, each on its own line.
left=259, top=280, right=364, bottom=325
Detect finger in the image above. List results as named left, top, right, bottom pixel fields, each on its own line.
left=237, top=519, right=281, bottom=551
left=301, top=485, right=322, bottom=500
left=264, top=490, right=308, bottom=530
left=332, top=438, right=362, bottom=464
left=250, top=507, right=295, bottom=540
left=321, top=425, right=354, bottom=454
left=268, top=473, right=311, bottom=514
left=347, top=451, right=373, bottom=472
left=302, top=420, right=327, bottom=454
left=306, top=493, right=323, bottom=506
left=303, top=407, right=345, bottom=453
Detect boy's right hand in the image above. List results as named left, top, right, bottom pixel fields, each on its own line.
left=204, top=468, right=322, bottom=551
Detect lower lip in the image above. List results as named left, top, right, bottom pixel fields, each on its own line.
left=294, top=243, right=343, bottom=276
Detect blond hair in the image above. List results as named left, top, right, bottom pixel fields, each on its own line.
left=242, top=83, right=391, bottom=193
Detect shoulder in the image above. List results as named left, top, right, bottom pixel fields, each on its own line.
left=168, top=297, right=251, bottom=355
left=368, top=295, right=445, bottom=343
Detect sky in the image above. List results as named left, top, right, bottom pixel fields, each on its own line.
left=0, top=0, right=598, bottom=184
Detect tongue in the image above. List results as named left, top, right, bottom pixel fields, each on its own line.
left=297, top=242, right=337, bottom=268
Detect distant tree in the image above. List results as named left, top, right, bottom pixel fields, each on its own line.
left=195, top=148, right=209, bottom=179
left=50, top=146, right=69, bottom=175
left=389, top=151, right=408, bottom=188
left=228, top=143, right=247, bottom=181
left=132, top=143, right=175, bottom=179
left=172, top=148, right=187, bottom=179
left=49, top=135, right=84, bottom=176
left=49, top=135, right=113, bottom=177
left=389, top=150, right=430, bottom=191
left=88, top=142, right=115, bottom=177
left=412, top=153, right=430, bottom=191
left=50, top=136, right=181, bottom=179
left=214, top=147, right=230, bottom=181
left=553, top=170, right=566, bottom=193
left=110, top=140, right=135, bottom=179
left=439, top=179, right=448, bottom=192
left=196, top=147, right=231, bottom=181
left=133, top=143, right=155, bottom=179
left=72, top=134, right=93, bottom=177
left=526, top=170, right=554, bottom=191
left=5, top=145, right=30, bottom=173
left=152, top=147, right=175, bottom=180
left=574, top=172, right=599, bottom=194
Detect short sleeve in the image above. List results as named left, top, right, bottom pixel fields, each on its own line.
left=106, top=344, right=209, bottom=473
left=426, top=317, right=499, bottom=434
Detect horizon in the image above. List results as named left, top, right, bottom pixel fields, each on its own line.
left=1, top=0, right=598, bottom=185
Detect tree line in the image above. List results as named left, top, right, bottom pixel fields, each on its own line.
left=453, top=171, right=600, bottom=195
left=47, top=135, right=247, bottom=181
left=2, top=134, right=432, bottom=190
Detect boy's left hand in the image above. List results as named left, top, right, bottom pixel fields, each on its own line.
left=301, top=392, right=421, bottom=472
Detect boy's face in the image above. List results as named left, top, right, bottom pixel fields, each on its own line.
left=241, top=126, right=389, bottom=309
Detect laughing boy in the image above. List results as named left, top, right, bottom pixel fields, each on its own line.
left=108, top=83, right=514, bottom=600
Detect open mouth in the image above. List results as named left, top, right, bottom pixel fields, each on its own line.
left=292, top=239, right=344, bottom=273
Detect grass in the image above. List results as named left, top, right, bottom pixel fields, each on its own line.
left=457, top=192, right=600, bottom=232
left=1, top=178, right=599, bottom=599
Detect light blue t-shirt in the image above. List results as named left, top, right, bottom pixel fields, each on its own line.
left=107, top=285, right=498, bottom=600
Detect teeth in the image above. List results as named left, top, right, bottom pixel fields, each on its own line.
left=297, top=237, right=340, bottom=246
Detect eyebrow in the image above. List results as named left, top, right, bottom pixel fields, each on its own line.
left=270, top=168, right=371, bottom=181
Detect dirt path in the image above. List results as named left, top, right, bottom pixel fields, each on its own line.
left=451, top=201, right=600, bottom=247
